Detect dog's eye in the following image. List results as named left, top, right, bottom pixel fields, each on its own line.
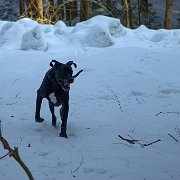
left=64, top=67, right=72, bottom=75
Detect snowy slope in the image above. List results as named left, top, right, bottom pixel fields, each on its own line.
left=0, top=16, right=180, bottom=180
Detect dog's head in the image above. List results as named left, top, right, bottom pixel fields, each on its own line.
left=50, top=60, right=83, bottom=92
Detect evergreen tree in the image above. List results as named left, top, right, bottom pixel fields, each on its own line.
left=0, top=0, right=19, bottom=21
left=176, top=12, right=180, bottom=28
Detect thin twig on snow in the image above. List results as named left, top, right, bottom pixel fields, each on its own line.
left=118, top=134, right=161, bottom=148
left=71, top=157, right=84, bottom=174
left=156, top=111, right=179, bottom=116
left=168, top=134, right=178, bottom=142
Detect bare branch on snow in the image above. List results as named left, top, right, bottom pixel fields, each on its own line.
left=71, top=157, right=84, bottom=174
left=118, top=134, right=161, bottom=148
left=156, top=111, right=179, bottom=116
left=168, top=133, right=178, bottom=142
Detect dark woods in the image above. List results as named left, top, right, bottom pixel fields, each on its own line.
left=0, top=0, right=179, bottom=29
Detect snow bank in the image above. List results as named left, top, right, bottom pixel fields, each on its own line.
left=0, top=15, right=180, bottom=51
left=0, top=21, right=25, bottom=50
left=21, top=26, right=48, bottom=51
left=68, top=16, right=125, bottom=47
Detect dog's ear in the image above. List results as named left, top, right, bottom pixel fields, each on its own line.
left=50, top=60, right=61, bottom=67
left=66, top=61, right=77, bottom=68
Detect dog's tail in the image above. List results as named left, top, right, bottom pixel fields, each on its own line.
left=73, top=70, right=83, bottom=78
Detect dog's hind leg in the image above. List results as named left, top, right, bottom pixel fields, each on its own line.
left=35, top=95, right=44, bottom=123
left=49, top=101, right=57, bottom=127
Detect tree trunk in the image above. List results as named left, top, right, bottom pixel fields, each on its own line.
left=123, top=0, right=131, bottom=28
left=164, top=0, right=173, bottom=29
left=106, top=0, right=112, bottom=10
left=48, top=0, right=56, bottom=23
left=128, top=0, right=132, bottom=28
left=19, top=0, right=25, bottom=18
left=26, top=0, right=37, bottom=19
left=138, top=0, right=141, bottom=25
left=71, top=0, right=78, bottom=21
left=80, top=0, right=90, bottom=21
left=36, top=0, right=43, bottom=23
left=66, top=0, right=77, bottom=26
left=57, top=0, right=64, bottom=20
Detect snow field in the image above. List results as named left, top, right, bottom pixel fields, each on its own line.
left=0, top=16, right=180, bottom=180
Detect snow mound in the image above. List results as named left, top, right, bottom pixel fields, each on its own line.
left=0, top=21, right=25, bottom=50
left=54, top=21, right=72, bottom=37
left=0, top=15, right=180, bottom=51
left=69, top=15, right=125, bottom=47
left=17, top=18, right=38, bottom=30
left=83, top=15, right=125, bottom=37
left=20, top=26, right=48, bottom=51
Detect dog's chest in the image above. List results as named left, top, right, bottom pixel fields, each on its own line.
left=49, top=93, right=57, bottom=104
left=49, top=93, right=61, bottom=106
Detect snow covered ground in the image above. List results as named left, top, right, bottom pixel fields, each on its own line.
left=0, top=16, right=180, bottom=180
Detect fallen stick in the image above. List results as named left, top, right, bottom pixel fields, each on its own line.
left=127, top=134, right=144, bottom=148
left=142, top=139, right=161, bottom=147
left=156, top=111, right=179, bottom=116
left=118, top=134, right=161, bottom=147
left=118, top=135, right=139, bottom=144
left=0, top=152, right=10, bottom=160
left=0, top=120, right=34, bottom=180
left=71, top=157, right=84, bottom=174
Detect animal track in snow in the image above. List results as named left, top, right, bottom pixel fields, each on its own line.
left=159, top=89, right=180, bottom=95
left=83, top=167, right=107, bottom=174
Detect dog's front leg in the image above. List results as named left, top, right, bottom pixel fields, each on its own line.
left=48, top=101, right=57, bottom=127
left=35, top=95, right=44, bottom=123
left=59, top=102, right=69, bottom=138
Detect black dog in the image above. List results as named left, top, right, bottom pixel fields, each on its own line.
left=35, top=60, right=83, bottom=138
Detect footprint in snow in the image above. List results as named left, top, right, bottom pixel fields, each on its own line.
left=159, top=89, right=180, bottom=95
left=83, top=167, right=107, bottom=174
left=39, top=151, right=49, bottom=156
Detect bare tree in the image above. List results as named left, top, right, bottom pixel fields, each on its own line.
left=26, top=0, right=37, bottom=19
left=138, top=0, right=149, bottom=26
left=66, top=0, right=78, bottom=26
left=123, top=0, right=132, bottom=28
left=19, top=0, right=25, bottom=18
left=36, top=0, right=43, bottom=23
left=57, top=0, right=64, bottom=20
left=106, top=0, right=112, bottom=11
left=164, top=0, right=173, bottom=29
left=48, top=0, right=56, bottom=23
left=80, top=0, right=90, bottom=21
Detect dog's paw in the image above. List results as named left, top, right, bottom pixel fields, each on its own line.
left=35, top=117, right=44, bottom=123
left=59, top=132, right=68, bottom=138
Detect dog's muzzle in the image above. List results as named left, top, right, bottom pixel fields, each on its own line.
left=58, top=79, right=72, bottom=92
